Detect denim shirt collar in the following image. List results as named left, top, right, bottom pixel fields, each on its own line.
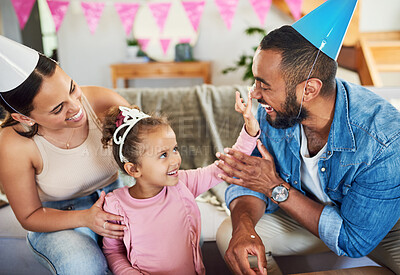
left=329, top=79, right=356, bottom=152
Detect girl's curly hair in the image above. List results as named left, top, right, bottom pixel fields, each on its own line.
left=101, top=105, right=169, bottom=173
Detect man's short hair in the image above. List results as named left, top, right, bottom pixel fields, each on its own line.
left=260, top=25, right=337, bottom=97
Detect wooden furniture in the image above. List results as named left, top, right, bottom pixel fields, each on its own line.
left=275, top=0, right=400, bottom=87
left=110, top=61, right=211, bottom=88
left=357, top=31, right=400, bottom=86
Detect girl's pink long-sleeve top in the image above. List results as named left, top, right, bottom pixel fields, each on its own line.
left=103, top=126, right=258, bottom=275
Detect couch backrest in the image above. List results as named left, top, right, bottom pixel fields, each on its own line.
left=116, top=84, right=254, bottom=170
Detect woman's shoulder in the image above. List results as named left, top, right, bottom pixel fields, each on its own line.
left=82, top=86, right=129, bottom=122
left=0, top=126, right=35, bottom=148
left=0, top=126, right=40, bottom=165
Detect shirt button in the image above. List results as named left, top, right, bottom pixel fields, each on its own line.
left=327, top=151, right=332, bottom=155
left=293, top=181, right=298, bottom=185
left=321, top=167, right=326, bottom=172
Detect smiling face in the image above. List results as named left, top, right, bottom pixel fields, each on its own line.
left=251, top=49, right=308, bottom=129
left=134, top=125, right=182, bottom=194
left=29, top=66, right=87, bottom=130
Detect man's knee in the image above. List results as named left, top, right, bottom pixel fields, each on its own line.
left=216, top=217, right=233, bottom=257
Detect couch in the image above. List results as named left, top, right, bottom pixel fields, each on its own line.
left=0, top=84, right=398, bottom=274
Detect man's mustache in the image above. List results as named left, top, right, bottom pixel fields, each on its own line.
left=258, top=99, right=267, bottom=105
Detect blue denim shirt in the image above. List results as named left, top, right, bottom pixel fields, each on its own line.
left=226, top=79, right=400, bottom=257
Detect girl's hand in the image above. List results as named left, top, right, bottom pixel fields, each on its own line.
left=85, top=191, right=126, bottom=239
left=235, top=89, right=260, bottom=137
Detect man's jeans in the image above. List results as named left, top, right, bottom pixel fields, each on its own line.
left=216, top=209, right=400, bottom=274
left=26, top=179, right=122, bottom=275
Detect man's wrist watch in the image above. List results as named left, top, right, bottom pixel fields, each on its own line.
left=270, top=182, right=290, bottom=204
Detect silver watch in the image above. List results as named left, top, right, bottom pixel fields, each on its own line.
left=271, top=183, right=290, bottom=204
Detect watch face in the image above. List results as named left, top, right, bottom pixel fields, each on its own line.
left=271, top=185, right=289, bottom=202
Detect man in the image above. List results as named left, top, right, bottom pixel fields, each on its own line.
left=215, top=0, right=400, bottom=274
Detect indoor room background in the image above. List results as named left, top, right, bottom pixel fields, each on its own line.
left=0, top=0, right=399, bottom=87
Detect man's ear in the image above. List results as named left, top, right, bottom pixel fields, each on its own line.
left=10, top=113, right=36, bottom=126
left=124, top=162, right=141, bottom=178
left=299, top=78, right=323, bottom=102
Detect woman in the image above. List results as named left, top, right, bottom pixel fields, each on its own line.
left=0, top=35, right=129, bottom=274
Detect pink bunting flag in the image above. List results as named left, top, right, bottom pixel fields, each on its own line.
left=10, top=0, right=36, bottom=30
left=160, top=39, right=171, bottom=55
left=148, top=2, right=171, bottom=34
left=179, top=38, right=192, bottom=44
left=214, top=0, right=239, bottom=30
left=249, top=0, right=272, bottom=26
left=81, top=2, right=105, bottom=35
left=137, top=39, right=150, bottom=52
left=114, top=3, right=140, bottom=37
left=284, top=0, right=303, bottom=20
left=181, top=1, right=206, bottom=32
left=46, top=0, right=70, bottom=32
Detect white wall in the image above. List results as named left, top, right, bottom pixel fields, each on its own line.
left=359, top=0, right=400, bottom=32
left=2, top=0, right=400, bottom=88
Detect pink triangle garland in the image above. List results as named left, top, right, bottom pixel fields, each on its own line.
left=181, top=1, right=206, bottom=32
left=10, top=0, right=36, bottom=30
left=81, top=2, right=105, bottom=35
left=249, top=0, right=272, bottom=26
left=46, top=0, right=70, bottom=32
left=137, top=39, right=150, bottom=52
left=114, top=3, right=140, bottom=37
left=148, top=2, right=171, bottom=34
left=179, top=38, right=192, bottom=44
left=214, top=0, right=239, bottom=30
left=160, top=39, right=171, bottom=55
left=284, top=0, right=303, bottom=21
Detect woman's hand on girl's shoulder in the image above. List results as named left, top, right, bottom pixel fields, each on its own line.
left=82, top=86, right=130, bottom=122
left=83, top=191, right=126, bottom=239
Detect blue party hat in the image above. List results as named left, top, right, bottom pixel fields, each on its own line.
left=292, top=0, right=358, bottom=61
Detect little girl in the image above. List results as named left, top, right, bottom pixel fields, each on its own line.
left=101, top=91, right=259, bottom=275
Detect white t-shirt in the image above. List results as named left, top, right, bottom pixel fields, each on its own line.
left=300, top=125, right=332, bottom=204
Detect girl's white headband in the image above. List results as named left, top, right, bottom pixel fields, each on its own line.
left=113, top=106, right=150, bottom=163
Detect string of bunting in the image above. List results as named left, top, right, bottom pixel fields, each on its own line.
left=10, top=0, right=303, bottom=55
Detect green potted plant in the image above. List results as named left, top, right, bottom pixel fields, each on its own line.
left=126, top=38, right=140, bottom=59
left=222, top=27, right=267, bottom=83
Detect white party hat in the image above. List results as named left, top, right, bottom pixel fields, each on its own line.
left=0, top=35, right=39, bottom=92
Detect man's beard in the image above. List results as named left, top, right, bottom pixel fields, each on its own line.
left=266, top=87, right=308, bottom=129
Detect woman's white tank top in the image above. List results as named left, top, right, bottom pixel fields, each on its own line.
left=33, top=95, right=118, bottom=202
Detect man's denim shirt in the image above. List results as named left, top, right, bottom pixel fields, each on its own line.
left=226, top=79, right=400, bottom=258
